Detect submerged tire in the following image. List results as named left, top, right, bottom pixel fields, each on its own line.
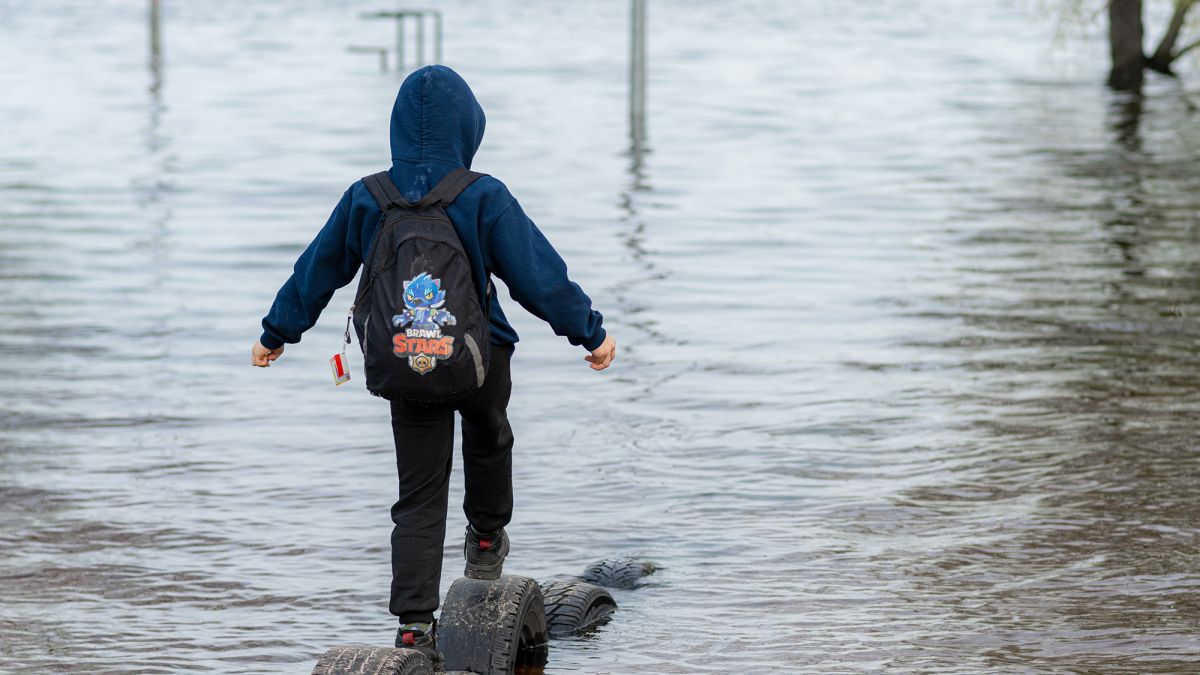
left=540, top=580, right=617, bottom=638
left=439, top=574, right=549, bottom=675
left=580, top=558, right=656, bottom=589
left=311, top=645, right=433, bottom=675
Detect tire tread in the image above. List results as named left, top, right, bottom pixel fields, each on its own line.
left=579, top=558, right=656, bottom=589
left=540, top=580, right=617, bottom=638
left=440, top=575, right=549, bottom=674
left=311, top=645, right=433, bottom=675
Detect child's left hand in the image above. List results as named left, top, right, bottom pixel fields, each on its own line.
left=585, top=335, right=616, bottom=371
left=251, top=340, right=285, bottom=367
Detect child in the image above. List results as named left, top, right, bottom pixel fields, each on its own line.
left=250, top=65, right=615, bottom=666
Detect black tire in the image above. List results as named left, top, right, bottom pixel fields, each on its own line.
left=540, top=580, right=618, bottom=638
left=311, top=646, right=433, bottom=675
left=579, top=558, right=656, bottom=589
left=439, top=574, right=549, bottom=675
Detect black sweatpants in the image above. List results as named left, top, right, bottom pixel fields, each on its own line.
left=388, top=344, right=514, bottom=624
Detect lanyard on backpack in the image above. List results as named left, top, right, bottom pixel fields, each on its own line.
left=329, top=309, right=352, bottom=386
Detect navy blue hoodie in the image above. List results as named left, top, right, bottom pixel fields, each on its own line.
left=259, top=66, right=606, bottom=353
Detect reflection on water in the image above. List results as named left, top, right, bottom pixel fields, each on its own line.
left=2, top=1, right=1199, bottom=673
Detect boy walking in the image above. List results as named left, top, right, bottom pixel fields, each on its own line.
left=250, top=66, right=615, bottom=665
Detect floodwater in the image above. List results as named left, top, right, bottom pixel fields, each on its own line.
left=2, top=1, right=1200, bottom=673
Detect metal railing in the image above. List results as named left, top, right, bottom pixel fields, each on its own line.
left=355, top=9, right=444, bottom=71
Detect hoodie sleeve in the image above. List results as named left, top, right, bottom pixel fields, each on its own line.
left=484, top=196, right=606, bottom=351
left=259, top=188, right=364, bottom=349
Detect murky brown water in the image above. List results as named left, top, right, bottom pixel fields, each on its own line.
left=2, top=1, right=1200, bottom=673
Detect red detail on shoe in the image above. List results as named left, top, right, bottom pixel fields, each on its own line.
left=479, top=539, right=492, bottom=551
left=401, top=632, right=416, bottom=646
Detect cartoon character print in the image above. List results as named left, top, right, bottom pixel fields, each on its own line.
left=392, top=273, right=457, bottom=330
left=391, top=273, right=456, bottom=375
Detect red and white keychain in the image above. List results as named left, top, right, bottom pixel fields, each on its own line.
left=329, top=309, right=352, bottom=386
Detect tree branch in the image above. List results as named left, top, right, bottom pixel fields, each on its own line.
left=1148, top=0, right=1193, bottom=72
left=1175, top=36, right=1200, bottom=59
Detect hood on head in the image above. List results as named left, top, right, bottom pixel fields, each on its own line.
left=389, top=66, right=486, bottom=200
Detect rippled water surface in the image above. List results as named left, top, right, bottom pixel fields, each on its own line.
left=3, top=1, right=1200, bottom=673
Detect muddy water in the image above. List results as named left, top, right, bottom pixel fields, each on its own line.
left=2, top=1, right=1200, bottom=673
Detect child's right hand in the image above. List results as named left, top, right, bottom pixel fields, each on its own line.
left=251, top=340, right=285, bottom=367
left=585, top=335, right=616, bottom=371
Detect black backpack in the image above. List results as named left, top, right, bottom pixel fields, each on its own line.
left=350, top=168, right=493, bottom=403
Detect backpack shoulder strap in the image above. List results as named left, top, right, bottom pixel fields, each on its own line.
left=362, top=171, right=410, bottom=210
left=415, top=168, right=487, bottom=208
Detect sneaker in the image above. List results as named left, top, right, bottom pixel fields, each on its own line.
left=463, top=525, right=509, bottom=580
left=395, top=621, right=443, bottom=671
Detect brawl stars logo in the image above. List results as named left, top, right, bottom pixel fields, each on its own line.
left=391, top=273, right=456, bottom=375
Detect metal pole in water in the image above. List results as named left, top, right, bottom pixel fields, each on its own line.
left=434, top=11, right=443, bottom=64
left=629, top=0, right=647, bottom=149
left=148, top=0, right=162, bottom=91
left=416, top=13, right=426, bottom=67
left=396, top=16, right=406, bottom=71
